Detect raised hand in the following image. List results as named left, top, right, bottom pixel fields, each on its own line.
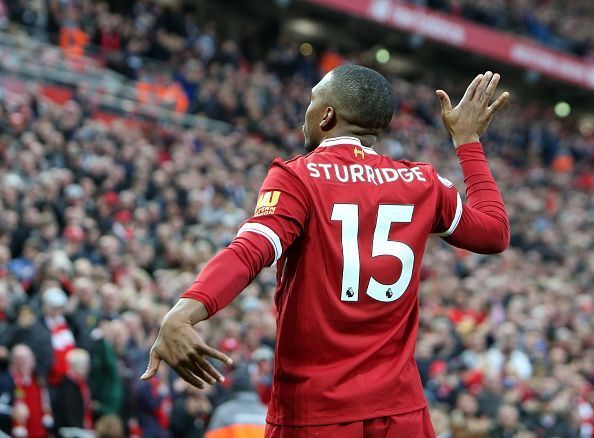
left=436, top=71, right=510, bottom=148
left=140, top=298, right=233, bottom=388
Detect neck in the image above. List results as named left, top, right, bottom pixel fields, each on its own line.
left=323, top=127, right=378, bottom=148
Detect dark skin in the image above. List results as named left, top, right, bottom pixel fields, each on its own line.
left=304, top=70, right=509, bottom=151
left=303, top=71, right=380, bottom=151
left=141, top=70, right=509, bottom=389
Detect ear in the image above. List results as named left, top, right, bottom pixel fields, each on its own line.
left=319, top=107, right=336, bottom=131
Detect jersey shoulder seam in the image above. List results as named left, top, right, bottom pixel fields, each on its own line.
left=396, top=159, right=433, bottom=168
left=280, top=149, right=317, bottom=166
left=270, top=157, right=314, bottom=223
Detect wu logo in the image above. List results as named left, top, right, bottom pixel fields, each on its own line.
left=354, top=147, right=365, bottom=159
left=255, top=191, right=281, bottom=216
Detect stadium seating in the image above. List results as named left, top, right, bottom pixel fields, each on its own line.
left=420, top=0, right=594, bottom=56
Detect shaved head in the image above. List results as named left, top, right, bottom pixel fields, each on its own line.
left=319, top=65, right=395, bottom=131
left=303, top=64, right=396, bottom=150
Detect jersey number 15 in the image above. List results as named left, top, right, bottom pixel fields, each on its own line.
left=331, top=204, right=415, bottom=303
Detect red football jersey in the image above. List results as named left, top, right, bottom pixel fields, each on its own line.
left=238, top=137, right=461, bottom=426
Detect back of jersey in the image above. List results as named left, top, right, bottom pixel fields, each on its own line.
left=251, top=137, right=461, bottom=426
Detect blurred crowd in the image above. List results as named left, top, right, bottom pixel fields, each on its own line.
left=3, top=0, right=593, bottom=65
left=1, top=0, right=594, bottom=437
left=413, top=0, right=594, bottom=57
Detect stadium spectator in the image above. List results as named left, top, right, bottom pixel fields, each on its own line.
left=489, top=404, right=526, bottom=437
left=98, top=283, right=121, bottom=322
left=450, top=392, right=491, bottom=436
left=68, top=277, right=100, bottom=352
left=7, top=344, right=53, bottom=438
left=1, top=305, right=54, bottom=380
left=137, top=362, right=172, bottom=437
left=42, top=286, right=76, bottom=385
left=205, top=367, right=267, bottom=438
left=430, top=406, right=453, bottom=438
left=86, top=323, right=124, bottom=419
left=169, top=383, right=211, bottom=438
left=52, top=348, right=93, bottom=433
left=0, top=346, right=13, bottom=434
left=95, top=414, right=126, bottom=438
left=251, top=346, right=274, bottom=405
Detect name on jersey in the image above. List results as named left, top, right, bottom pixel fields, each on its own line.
left=255, top=190, right=281, bottom=216
left=306, top=163, right=427, bottom=185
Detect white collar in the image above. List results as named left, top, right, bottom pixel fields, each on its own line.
left=318, top=137, right=378, bottom=154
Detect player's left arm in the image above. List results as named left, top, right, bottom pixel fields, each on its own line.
left=434, top=71, right=510, bottom=254
left=433, top=142, right=510, bottom=254
left=141, top=161, right=309, bottom=388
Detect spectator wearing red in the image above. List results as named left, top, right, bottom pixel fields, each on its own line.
left=52, top=348, right=93, bottom=433
left=9, top=344, right=53, bottom=438
left=42, top=288, right=76, bottom=386
left=251, top=346, right=274, bottom=405
left=96, top=14, right=121, bottom=55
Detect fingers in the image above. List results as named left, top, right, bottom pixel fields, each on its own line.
left=194, top=367, right=217, bottom=385
left=482, top=73, right=500, bottom=106
left=461, top=73, right=483, bottom=103
left=487, top=91, right=510, bottom=115
left=474, top=71, right=493, bottom=103
left=143, top=351, right=222, bottom=388
left=140, top=349, right=161, bottom=380
left=185, top=358, right=216, bottom=386
left=176, top=367, right=207, bottom=389
left=435, top=90, right=452, bottom=113
left=202, top=344, right=233, bottom=366
left=184, top=351, right=226, bottom=385
left=196, top=356, right=226, bottom=383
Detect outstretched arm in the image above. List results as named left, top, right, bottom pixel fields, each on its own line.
left=436, top=71, right=510, bottom=254
left=141, top=162, right=308, bottom=389
left=140, top=233, right=274, bottom=388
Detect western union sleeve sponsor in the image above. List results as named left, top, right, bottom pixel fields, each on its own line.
left=254, top=191, right=282, bottom=216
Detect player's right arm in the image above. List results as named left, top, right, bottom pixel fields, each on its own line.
left=434, top=71, right=510, bottom=253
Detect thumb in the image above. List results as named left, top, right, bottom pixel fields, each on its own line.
left=436, top=90, right=452, bottom=113
left=140, top=350, right=161, bottom=380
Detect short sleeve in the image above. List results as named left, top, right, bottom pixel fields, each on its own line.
left=237, top=159, right=310, bottom=266
left=431, top=167, right=463, bottom=236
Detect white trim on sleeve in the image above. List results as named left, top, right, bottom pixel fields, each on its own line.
left=237, top=222, right=283, bottom=266
left=437, top=192, right=463, bottom=237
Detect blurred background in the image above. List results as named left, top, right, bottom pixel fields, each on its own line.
left=0, top=0, right=592, bottom=437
